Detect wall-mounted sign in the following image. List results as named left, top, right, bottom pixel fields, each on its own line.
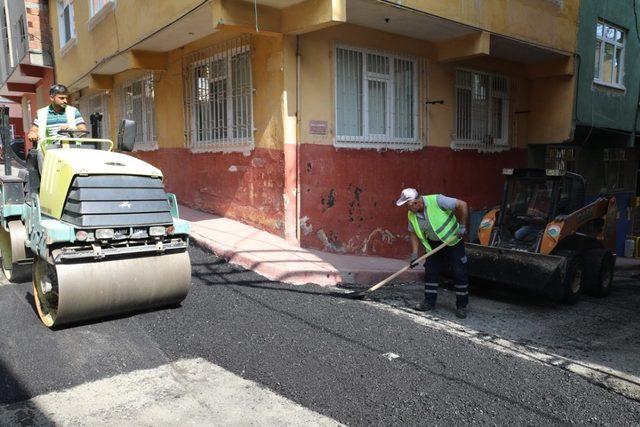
left=309, top=120, right=328, bottom=135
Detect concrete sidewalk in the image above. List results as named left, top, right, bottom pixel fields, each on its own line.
left=181, top=206, right=640, bottom=287
left=180, top=206, right=422, bottom=287
left=616, top=256, right=640, bottom=271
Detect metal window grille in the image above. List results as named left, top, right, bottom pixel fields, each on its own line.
left=57, top=0, right=75, bottom=46
left=78, top=92, right=110, bottom=138
left=183, top=35, right=254, bottom=151
left=454, top=69, right=509, bottom=152
left=335, top=44, right=421, bottom=149
left=119, top=73, right=157, bottom=149
left=603, top=148, right=626, bottom=191
left=545, top=146, right=576, bottom=172
left=595, top=20, right=625, bottom=87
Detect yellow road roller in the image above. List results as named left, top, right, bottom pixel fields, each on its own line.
left=0, top=121, right=191, bottom=327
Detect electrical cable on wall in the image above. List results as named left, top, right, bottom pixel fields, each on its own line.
left=254, top=0, right=259, bottom=32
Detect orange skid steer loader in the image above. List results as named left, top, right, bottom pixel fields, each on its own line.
left=466, top=168, right=617, bottom=304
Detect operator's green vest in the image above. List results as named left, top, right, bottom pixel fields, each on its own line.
left=408, top=195, right=461, bottom=251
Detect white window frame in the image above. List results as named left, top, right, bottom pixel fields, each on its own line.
left=184, top=39, right=254, bottom=152
left=119, top=74, right=157, bottom=151
left=88, top=0, right=115, bottom=30
left=57, top=1, right=76, bottom=51
left=78, top=92, right=110, bottom=139
left=334, top=44, right=420, bottom=150
left=594, top=19, right=626, bottom=89
left=453, top=68, right=509, bottom=152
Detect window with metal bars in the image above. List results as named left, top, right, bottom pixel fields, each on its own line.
left=603, top=148, right=626, bottom=191
left=184, top=36, right=253, bottom=151
left=454, top=69, right=509, bottom=151
left=119, top=74, right=157, bottom=150
left=545, top=146, right=576, bottom=172
left=78, top=92, right=110, bottom=138
left=335, top=45, right=419, bottom=149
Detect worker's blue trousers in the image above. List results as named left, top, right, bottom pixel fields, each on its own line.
left=424, top=239, right=469, bottom=308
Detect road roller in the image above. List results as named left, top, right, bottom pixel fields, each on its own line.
left=0, top=120, right=191, bottom=327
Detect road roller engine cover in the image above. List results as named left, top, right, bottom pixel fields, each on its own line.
left=0, top=121, right=191, bottom=328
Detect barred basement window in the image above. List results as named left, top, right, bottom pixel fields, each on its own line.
left=454, top=69, right=509, bottom=152
left=120, top=74, right=157, bottom=150
left=184, top=35, right=253, bottom=151
left=603, top=148, right=626, bottom=191
left=78, top=92, right=110, bottom=138
left=335, top=45, right=420, bottom=149
left=546, top=146, right=576, bottom=172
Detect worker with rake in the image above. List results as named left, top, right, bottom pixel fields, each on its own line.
left=396, top=188, right=470, bottom=319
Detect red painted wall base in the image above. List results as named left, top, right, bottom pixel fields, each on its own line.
left=134, top=144, right=526, bottom=259
left=299, top=144, right=527, bottom=258
left=134, top=148, right=285, bottom=236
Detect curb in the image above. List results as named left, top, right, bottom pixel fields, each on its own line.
left=189, top=231, right=425, bottom=288
left=189, top=231, right=343, bottom=287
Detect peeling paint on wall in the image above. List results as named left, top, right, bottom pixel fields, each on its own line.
left=300, top=216, right=313, bottom=236
left=347, top=184, right=364, bottom=223
left=327, top=189, right=336, bottom=207
left=321, top=189, right=336, bottom=212
left=316, top=229, right=345, bottom=253
left=135, top=147, right=285, bottom=238
left=360, top=228, right=397, bottom=253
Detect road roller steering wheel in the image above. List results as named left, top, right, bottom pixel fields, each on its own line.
left=57, top=129, right=89, bottom=138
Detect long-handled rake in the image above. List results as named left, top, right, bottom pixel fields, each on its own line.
left=334, top=240, right=450, bottom=300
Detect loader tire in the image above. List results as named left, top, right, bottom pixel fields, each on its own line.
left=583, top=249, right=614, bottom=297
left=558, top=252, right=583, bottom=305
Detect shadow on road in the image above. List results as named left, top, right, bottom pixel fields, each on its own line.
left=0, top=358, right=52, bottom=424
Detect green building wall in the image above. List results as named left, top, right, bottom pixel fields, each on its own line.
left=575, top=0, right=640, bottom=138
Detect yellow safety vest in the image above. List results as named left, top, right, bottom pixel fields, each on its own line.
left=408, top=195, right=460, bottom=251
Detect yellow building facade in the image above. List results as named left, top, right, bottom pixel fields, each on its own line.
left=50, top=0, right=580, bottom=257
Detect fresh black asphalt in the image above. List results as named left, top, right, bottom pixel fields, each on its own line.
left=0, top=244, right=639, bottom=425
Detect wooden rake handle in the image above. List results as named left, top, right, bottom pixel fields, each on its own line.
left=365, top=240, right=451, bottom=294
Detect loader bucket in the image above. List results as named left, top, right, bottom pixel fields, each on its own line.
left=465, top=243, right=566, bottom=300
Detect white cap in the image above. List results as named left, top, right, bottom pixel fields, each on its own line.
left=396, top=188, right=419, bottom=206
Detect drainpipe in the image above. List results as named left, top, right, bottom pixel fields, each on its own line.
left=632, top=74, right=640, bottom=149
left=568, top=53, right=581, bottom=144
left=296, top=35, right=301, bottom=243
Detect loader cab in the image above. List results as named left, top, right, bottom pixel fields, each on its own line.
left=494, top=169, right=586, bottom=252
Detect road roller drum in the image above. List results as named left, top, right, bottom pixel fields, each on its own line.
left=0, top=220, right=31, bottom=283
left=33, top=251, right=191, bottom=327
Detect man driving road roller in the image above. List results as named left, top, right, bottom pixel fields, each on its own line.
left=27, top=84, right=87, bottom=145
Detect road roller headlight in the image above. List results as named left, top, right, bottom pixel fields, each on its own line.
left=149, top=226, right=166, bottom=237
left=95, top=228, right=115, bottom=240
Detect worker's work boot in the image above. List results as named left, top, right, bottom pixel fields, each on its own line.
left=413, top=300, right=434, bottom=312
left=455, top=307, right=467, bottom=319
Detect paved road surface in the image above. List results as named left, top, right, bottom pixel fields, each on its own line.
left=0, top=245, right=639, bottom=425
